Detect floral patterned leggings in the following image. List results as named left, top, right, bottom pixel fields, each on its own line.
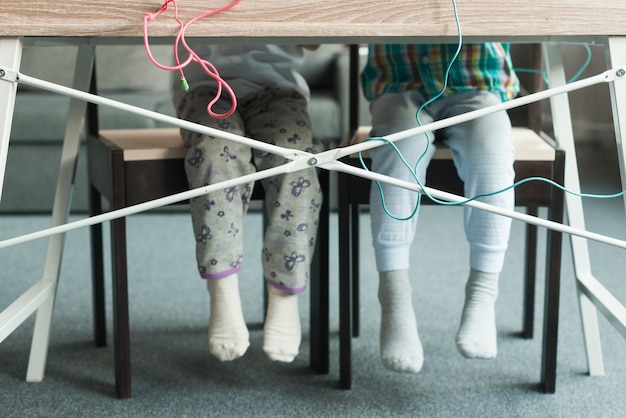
left=177, top=86, right=323, bottom=294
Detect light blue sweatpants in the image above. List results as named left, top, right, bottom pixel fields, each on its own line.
left=368, top=90, right=515, bottom=274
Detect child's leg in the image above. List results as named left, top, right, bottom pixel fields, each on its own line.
left=206, top=275, right=250, bottom=361
left=246, top=89, right=322, bottom=362
left=263, top=285, right=301, bottom=362
left=378, top=270, right=423, bottom=373
left=179, top=87, right=254, bottom=279
left=368, top=92, right=434, bottom=372
left=368, top=92, right=434, bottom=273
left=178, top=87, right=254, bottom=361
left=370, top=133, right=426, bottom=372
left=437, top=91, right=515, bottom=359
left=456, top=269, right=498, bottom=359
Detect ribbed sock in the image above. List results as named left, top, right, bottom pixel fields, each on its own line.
left=206, top=274, right=250, bottom=361
left=378, top=270, right=423, bottom=373
left=455, top=268, right=499, bottom=359
left=263, top=285, right=301, bottom=363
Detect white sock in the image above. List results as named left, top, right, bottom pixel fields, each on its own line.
left=378, top=270, right=423, bottom=373
left=206, top=274, right=250, bottom=361
left=263, top=285, right=301, bottom=363
left=456, top=268, right=499, bottom=359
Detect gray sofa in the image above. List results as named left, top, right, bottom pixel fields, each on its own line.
left=3, top=44, right=350, bottom=212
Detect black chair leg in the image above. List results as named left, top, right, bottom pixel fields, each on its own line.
left=89, top=185, right=107, bottom=347
left=310, top=171, right=330, bottom=374
left=541, top=225, right=562, bottom=393
left=523, top=206, right=539, bottom=339
left=351, top=205, right=360, bottom=338
left=262, top=207, right=269, bottom=320
left=338, top=172, right=353, bottom=389
left=310, top=170, right=330, bottom=374
left=110, top=215, right=132, bottom=399
left=541, top=178, right=565, bottom=394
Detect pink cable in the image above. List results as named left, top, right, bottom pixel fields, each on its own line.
left=144, top=0, right=242, bottom=118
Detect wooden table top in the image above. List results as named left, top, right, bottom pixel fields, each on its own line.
left=2, top=0, right=625, bottom=43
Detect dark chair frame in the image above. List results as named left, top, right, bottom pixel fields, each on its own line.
left=87, top=127, right=329, bottom=399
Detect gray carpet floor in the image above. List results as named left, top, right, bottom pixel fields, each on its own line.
left=1, top=143, right=626, bottom=417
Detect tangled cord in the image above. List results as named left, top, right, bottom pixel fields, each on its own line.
left=143, top=0, right=242, bottom=118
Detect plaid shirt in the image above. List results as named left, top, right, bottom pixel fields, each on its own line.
left=361, top=43, right=520, bottom=103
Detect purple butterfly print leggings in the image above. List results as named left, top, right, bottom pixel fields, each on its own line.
left=177, top=86, right=323, bottom=294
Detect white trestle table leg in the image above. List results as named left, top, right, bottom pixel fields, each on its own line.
left=26, top=45, right=94, bottom=382
left=0, top=38, right=22, bottom=202
left=544, top=42, right=606, bottom=376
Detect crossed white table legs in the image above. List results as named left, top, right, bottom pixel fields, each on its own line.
left=1, top=37, right=626, bottom=390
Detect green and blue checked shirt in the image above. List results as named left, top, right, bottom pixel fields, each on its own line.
left=361, top=43, right=520, bottom=103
